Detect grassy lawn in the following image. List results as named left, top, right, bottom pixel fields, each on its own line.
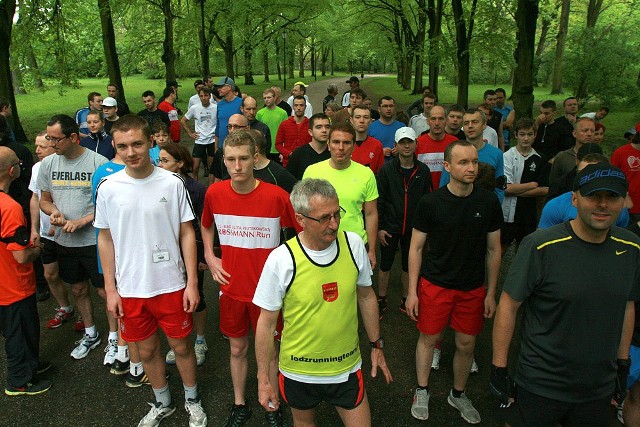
left=361, top=76, right=639, bottom=156
left=14, top=72, right=346, bottom=145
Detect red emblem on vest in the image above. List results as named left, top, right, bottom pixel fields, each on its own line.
left=322, top=282, right=339, bottom=302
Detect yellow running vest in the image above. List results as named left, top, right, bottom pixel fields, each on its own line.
left=279, top=231, right=361, bottom=377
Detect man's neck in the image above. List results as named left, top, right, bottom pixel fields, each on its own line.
left=107, top=116, right=119, bottom=122
left=469, top=137, right=485, bottom=151
left=399, top=155, right=414, bottom=168
left=148, top=107, right=157, bottom=112
left=126, top=163, right=154, bottom=180
left=310, top=140, right=328, bottom=153
left=355, top=131, right=367, bottom=141
left=329, top=159, right=350, bottom=170
left=225, top=93, right=236, bottom=102
left=516, top=145, right=533, bottom=156
left=254, top=156, right=270, bottom=169
left=445, top=126, right=459, bottom=135
left=428, top=131, right=446, bottom=141
left=379, top=117, right=393, bottom=125
left=631, top=142, right=640, bottom=150
left=231, top=177, right=257, bottom=194
left=267, top=105, right=276, bottom=110
left=0, top=181, right=10, bottom=193
left=298, top=231, right=332, bottom=252
left=573, top=142, right=584, bottom=154
left=294, top=115, right=305, bottom=124
left=569, top=218, right=608, bottom=244
left=64, top=145, right=85, bottom=160
left=447, top=180, right=473, bottom=197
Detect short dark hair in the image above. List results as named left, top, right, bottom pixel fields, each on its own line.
left=151, top=121, right=169, bottom=134
left=378, top=96, right=395, bottom=107
left=223, top=130, right=256, bottom=156
left=292, top=95, right=306, bottom=105
left=197, top=87, right=210, bottom=96
left=86, top=109, right=104, bottom=121
left=448, top=104, right=466, bottom=115
left=423, top=93, right=437, bottom=102
left=161, top=143, right=194, bottom=174
left=580, top=153, right=609, bottom=165
left=111, top=114, right=151, bottom=140
left=88, top=92, right=101, bottom=102
left=162, top=87, right=174, bottom=98
left=513, top=117, right=536, bottom=134
left=599, top=106, right=610, bottom=113
left=309, top=113, right=329, bottom=129
left=483, top=89, right=496, bottom=99
left=329, top=121, right=356, bottom=142
left=249, top=129, right=268, bottom=156
left=142, top=90, right=155, bottom=98
left=107, top=83, right=118, bottom=89
left=495, top=88, right=507, bottom=96
left=47, top=114, right=79, bottom=137
left=464, top=108, right=487, bottom=124
left=444, top=140, right=474, bottom=163
left=540, top=100, right=556, bottom=110
left=351, top=104, right=371, bottom=118
left=296, top=84, right=306, bottom=94
left=396, top=111, right=410, bottom=126
left=0, top=97, right=11, bottom=109
left=193, top=79, right=204, bottom=89
left=563, top=96, right=577, bottom=106
left=595, top=122, right=606, bottom=133
left=350, top=88, right=367, bottom=100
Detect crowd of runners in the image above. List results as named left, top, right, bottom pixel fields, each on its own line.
left=1, top=75, right=640, bottom=427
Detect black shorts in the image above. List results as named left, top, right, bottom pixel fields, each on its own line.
left=55, top=243, right=104, bottom=288
left=279, top=369, right=365, bottom=410
left=500, top=222, right=536, bottom=245
left=192, top=143, right=215, bottom=159
left=379, top=231, right=411, bottom=272
left=41, top=237, right=58, bottom=265
left=500, top=385, right=612, bottom=427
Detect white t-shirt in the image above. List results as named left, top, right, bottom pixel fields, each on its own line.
left=253, top=231, right=372, bottom=384
left=94, top=167, right=195, bottom=297
left=29, top=162, right=61, bottom=241
left=286, top=95, right=313, bottom=118
left=185, top=103, right=217, bottom=145
left=188, top=93, right=217, bottom=111
left=483, top=126, right=499, bottom=148
left=409, top=113, right=430, bottom=136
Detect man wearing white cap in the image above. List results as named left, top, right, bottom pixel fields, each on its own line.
left=101, top=97, right=120, bottom=134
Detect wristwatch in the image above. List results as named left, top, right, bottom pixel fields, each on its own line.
left=370, top=338, right=384, bottom=349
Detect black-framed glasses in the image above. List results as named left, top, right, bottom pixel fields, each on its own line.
left=227, top=124, right=248, bottom=130
left=45, top=135, right=68, bottom=145
left=301, top=206, right=346, bottom=225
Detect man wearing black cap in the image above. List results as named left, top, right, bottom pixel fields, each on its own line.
left=341, top=77, right=360, bottom=107
left=492, top=163, right=640, bottom=427
left=213, top=76, right=242, bottom=151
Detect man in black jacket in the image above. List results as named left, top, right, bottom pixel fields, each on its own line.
left=376, top=127, right=432, bottom=317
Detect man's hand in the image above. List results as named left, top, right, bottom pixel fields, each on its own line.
left=50, top=211, right=66, bottom=227
left=198, top=262, right=209, bottom=271
left=383, top=147, right=393, bottom=157
left=484, top=293, right=497, bottom=319
left=368, top=250, right=377, bottom=270
left=258, top=381, right=280, bottom=412
left=106, top=290, right=124, bottom=319
left=489, top=365, right=515, bottom=406
left=613, top=358, right=631, bottom=407
left=405, top=294, right=419, bottom=321
left=371, top=348, right=393, bottom=384
left=62, top=218, right=84, bottom=233
left=205, top=253, right=230, bottom=285
left=183, top=282, right=200, bottom=313
left=378, top=230, right=391, bottom=247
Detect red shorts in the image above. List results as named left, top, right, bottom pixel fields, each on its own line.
left=120, top=290, right=193, bottom=342
left=219, top=293, right=282, bottom=339
left=416, top=278, right=485, bottom=336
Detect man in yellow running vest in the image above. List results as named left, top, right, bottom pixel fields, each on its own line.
left=254, top=178, right=393, bottom=426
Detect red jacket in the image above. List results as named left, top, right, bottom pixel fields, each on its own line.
left=157, top=101, right=181, bottom=142
left=352, top=136, right=384, bottom=174
left=275, top=117, right=311, bottom=166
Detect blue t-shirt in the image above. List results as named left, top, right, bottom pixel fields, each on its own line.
left=215, top=97, right=243, bottom=148
left=149, top=146, right=161, bottom=166
left=538, top=191, right=630, bottom=229
left=368, top=120, right=404, bottom=150
left=495, top=105, right=513, bottom=148
left=91, top=161, right=126, bottom=273
left=439, top=142, right=505, bottom=203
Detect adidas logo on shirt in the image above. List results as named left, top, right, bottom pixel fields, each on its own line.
left=159, top=197, right=168, bottom=203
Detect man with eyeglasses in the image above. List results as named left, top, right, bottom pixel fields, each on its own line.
left=303, top=121, right=379, bottom=270
left=254, top=178, right=393, bottom=426
left=181, top=87, right=217, bottom=180
left=36, top=114, right=109, bottom=361
left=201, top=130, right=300, bottom=426
left=214, top=76, right=243, bottom=151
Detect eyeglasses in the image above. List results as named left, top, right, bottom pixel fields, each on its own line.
left=227, top=124, right=248, bottom=130
left=301, top=206, right=346, bottom=225
left=45, top=135, right=68, bottom=145
left=11, top=161, right=23, bottom=168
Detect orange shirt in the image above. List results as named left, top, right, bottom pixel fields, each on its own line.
left=0, top=192, right=35, bottom=306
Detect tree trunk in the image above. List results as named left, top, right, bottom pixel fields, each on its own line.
left=427, top=0, right=444, bottom=95
left=288, top=49, right=295, bottom=79
left=243, top=43, right=254, bottom=85
left=512, top=0, right=539, bottom=121
left=11, top=68, right=26, bottom=95
left=224, top=29, right=234, bottom=78
left=321, top=47, right=328, bottom=76
left=533, top=13, right=551, bottom=86
left=576, top=0, right=603, bottom=99
left=160, top=0, right=176, bottom=83
left=26, top=42, right=43, bottom=89
left=586, top=0, right=603, bottom=28
left=298, top=41, right=305, bottom=78
left=274, top=36, right=281, bottom=81
left=412, top=0, right=428, bottom=94
left=551, top=0, right=570, bottom=94
left=52, top=2, right=73, bottom=86
left=198, top=1, right=209, bottom=78
left=331, top=48, right=334, bottom=75
left=262, top=30, right=270, bottom=82
left=0, top=1, right=27, bottom=142
left=98, top=0, right=126, bottom=101
left=452, top=0, right=477, bottom=108
left=402, top=56, right=412, bottom=90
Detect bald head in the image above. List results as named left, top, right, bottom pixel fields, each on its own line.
left=241, top=96, right=258, bottom=121
left=228, top=114, right=249, bottom=132
left=0, top=146, right=19, bottom=185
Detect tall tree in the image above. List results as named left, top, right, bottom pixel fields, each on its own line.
left=98, top=0, right=126, bottom=102
left=0, top=0, right=27, bottom=141
left=451, top=0, right=478, bottom=108
left=426, top=0, right=444, bottom=95
left=575, top=0, right=603, bottom=99
left=512, top=0, right=539, bottom=120
left=550, top=0, right=570, bottom=94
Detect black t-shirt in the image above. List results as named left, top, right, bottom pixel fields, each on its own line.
left=277, top=100, right=292, bottom=116
left=533, top=122, right=563, bottom=160
left=249, top=119, right=272, bottom=153
left=504, top=222, right=640, bottom=402
left=413, top=185, right=503, bottom=290
left=554, top=116, right=575, bottom=152
left=212, top=148, right=228, bottom=180
left=514, top=154, right=548, bottom=226
left=322, top=95, right=334, bottom=112
left=286, top=144, right=331, bottom=180
left=627, top=221, right=640, bottom=347
left=487, top=110, right=503, bottom=134
left=255, top=161, right=298, bottom=193
left=447, top=130, right=466, bottom=140
left=138, top=108, right=171, bottom=130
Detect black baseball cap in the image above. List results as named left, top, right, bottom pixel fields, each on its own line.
left=346, top=76, right=359, bottom=84
left=166, top=79, right=181, bottom=87
left=573, top=163, right=628, bottom=197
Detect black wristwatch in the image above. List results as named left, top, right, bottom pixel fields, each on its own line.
left=370, top=338, right=384, bottom=349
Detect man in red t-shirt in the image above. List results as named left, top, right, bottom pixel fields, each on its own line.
left=201, top=130, right=300, bottom=425
left=158, top=87, right=181, bottom=143
left=611, top=123, right=640, bottom=221
left=275, top=96, right=311, bottom=167
left=351, top=104, right=384, bottom=174
left=0, top=146, right=51, bottom=396
left=416, top=105, right=459, bottom=185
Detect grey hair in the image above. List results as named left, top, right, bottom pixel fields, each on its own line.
left=290, top=179, right=338, bottom=215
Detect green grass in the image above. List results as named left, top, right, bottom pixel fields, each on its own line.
left=360, top=76, right=640, bottom=156
left=14, top=72, right=347, bottom=144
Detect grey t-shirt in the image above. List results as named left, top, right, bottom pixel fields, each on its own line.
left=504, top=221, right=640, bottom=403
left=37, top=149, right=108, bottom=247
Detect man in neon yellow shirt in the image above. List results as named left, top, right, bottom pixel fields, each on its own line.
left=302, top=122, right=379, bottom=269
left=254, top=178, right=392, bottom=426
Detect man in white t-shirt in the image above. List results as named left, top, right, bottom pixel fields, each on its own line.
left=254, top=178, right=392, bottom=426
left=181, top=88, right=217, bottom=180
left=94, top=115, right=206, bottom=427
